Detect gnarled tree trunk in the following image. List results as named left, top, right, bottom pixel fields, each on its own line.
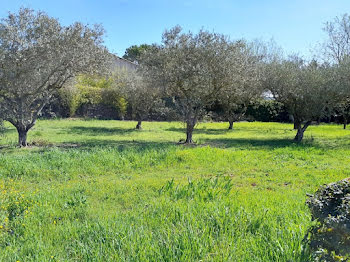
left=344, top=118, right=347, bottom=130
left=185, top=122, right=195, bottom=144
left=8, top=119, right=36, bottom=147
left=136, top=120, right=142, bottom=130
left=17, top=128, right=28, bottom=147
left=294, top=121, right=311, bottom=142
left=293, top=119, right=299, bottom=130
left=14, top=124, right=33, bottom=147
left=228, top=120, right=234, bottom=130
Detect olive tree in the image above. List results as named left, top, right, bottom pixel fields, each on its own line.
left=219, top=41, right=264, bottom=129
left=265, top=57, right=338, bottom=142
left=322, top=14, right=350, bottom=64
left=140, top=27, right=237, bottom=143
left=123, top=70, right=162, bottom=129
left=0, top=8, right=109, bottom=146
left=322, top=14, right=350, bottom=129
left=335, top=97, right=350, bottom=129
left=334, top=60, right=350, bottom=129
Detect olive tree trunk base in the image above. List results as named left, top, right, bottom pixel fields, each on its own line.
left=136, top=120, right=142, bottom=130
left=228, top=120, right=234, bottom=130
left=184, top=122, right=195, bottom=144
left=294, top=121, right=311, bottom=142
left=185, top=132, right=194, bottom=144
left=293, top=121, right=299, bottom=130
left=16, top=128, right=28, bottom=147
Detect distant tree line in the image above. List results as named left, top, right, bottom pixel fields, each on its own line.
left=1, top=8, right=350, bottom=146
left=42, top=81, right=290, bottom=124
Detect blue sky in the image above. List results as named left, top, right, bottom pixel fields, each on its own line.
left=1, top=0, right=350, bottom=57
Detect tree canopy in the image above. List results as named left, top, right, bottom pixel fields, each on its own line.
left=264, top=57, right=341, bottom=141
left=139, top=26, right=241, bottom=143
left=218, top=41, right=264, bottom=129
left=0, top=8, right=110, bottom=146
left=122, top=44, right=152, bottom=63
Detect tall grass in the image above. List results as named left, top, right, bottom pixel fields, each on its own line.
left=0, top=119, right=349, bottom=261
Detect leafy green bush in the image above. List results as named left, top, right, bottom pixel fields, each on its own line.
left=58, top=84, right=83, bottom=117
left=246, top=99, right=289, bottom=122
left=54, top=74, right=128, bottom=119
left=306, top=178, right=350, bottom=261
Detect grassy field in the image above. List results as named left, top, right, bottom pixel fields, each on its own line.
left=0, top=119, right=350, bottom=261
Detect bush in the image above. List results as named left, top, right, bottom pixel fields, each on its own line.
left=246, top=99, right=290, bottom=122
left=58, top=84, right=82, bottom=117
left=42, top=74, right=128, bottom=119
left=306, top=178, right=350, bottom=261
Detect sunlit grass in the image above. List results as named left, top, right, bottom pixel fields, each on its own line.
left=0, top=119, right=350, bottom=261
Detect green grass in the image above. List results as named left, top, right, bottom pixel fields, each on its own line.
left=1, top=119, right=350, bottom=261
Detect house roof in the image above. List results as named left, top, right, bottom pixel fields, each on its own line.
left=111, top=54, right=138, bottom=70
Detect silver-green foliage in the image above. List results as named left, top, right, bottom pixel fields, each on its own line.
left=139, top=26, right=240, bottom=143
left=0, top=8, right=110, bottom=146
left=264, top=57, right=341, bottom=141
left=218, top=40, right=265, bottom=129
left=124, top=70, right=163, bottom=129
left=323, top=14, right=350, bottom=131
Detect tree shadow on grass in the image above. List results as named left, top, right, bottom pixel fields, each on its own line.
left=60, top=136, right=298, bottom=151
left=166, top=127, right=231, bottom=135
left=63, top=126, right=333, bottom=150
left=6, top=140, right=177, bottom=155
left=75, top=139, right=175, bottom=151
left=166, top=126, right=292, bottom=135
left=203, top=137, right=318, bottom=149
left=66, top=126, right=136, bottom=136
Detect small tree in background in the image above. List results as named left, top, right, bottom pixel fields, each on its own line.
left=0, top=8, right=110, bottom=147
left=219, top=41, right=264, bottom=129
left=321, top=14, right=350, bottom=131
left=264, top=57, right=339, bottom=142
left=124, top=71, right=162, bottom=129
left=335, top=97, right=350, bottom=129
left=123, top=44, right=152, bottom=63
left=140, top=26, right=238, bottom=143
left=322, top=14, right=350, bottom=64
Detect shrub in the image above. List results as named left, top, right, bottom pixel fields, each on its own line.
left=58, top=84, right=83, bottom=117
left=246, top=99, right=290, bottom=122
left=306, top=178, right=350, bottom=261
